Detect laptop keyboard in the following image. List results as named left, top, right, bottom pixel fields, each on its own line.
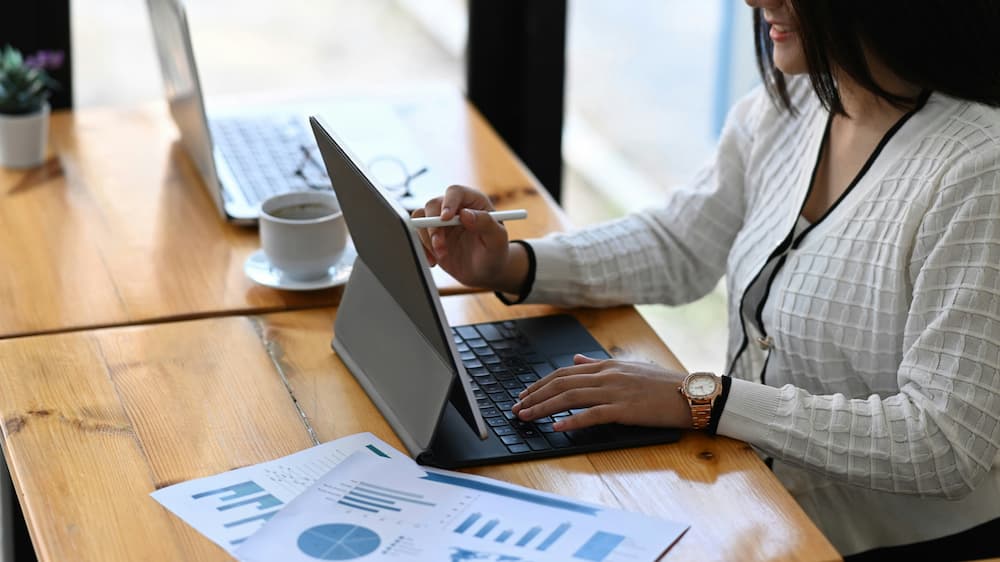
left=451, top=321, right=604, bottom=455
left=210, top=116, right=329, bottom=206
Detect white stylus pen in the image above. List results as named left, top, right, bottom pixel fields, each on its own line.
left=409, top=209, right=528, bottom=228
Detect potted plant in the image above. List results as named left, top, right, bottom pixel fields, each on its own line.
left=0, top=46, right=63, bottom=169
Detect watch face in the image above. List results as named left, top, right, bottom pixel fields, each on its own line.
left=686, top=373, right=719, bottom=398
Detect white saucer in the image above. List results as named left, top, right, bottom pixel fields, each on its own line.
left=244, top=244, right=356, bottom=291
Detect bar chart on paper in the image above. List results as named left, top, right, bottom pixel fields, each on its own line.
left=233, top=449, right=688, bottom=562
left=150, top=433, right=399, bottom=555
left=189, top=480, right=284, bottom=546
left=333, top=481, right=437, bottom=514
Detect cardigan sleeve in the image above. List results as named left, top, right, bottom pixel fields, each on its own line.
left=522, top=88, right=764, bottom=307
left=718, top=161, right=1000, bottom=499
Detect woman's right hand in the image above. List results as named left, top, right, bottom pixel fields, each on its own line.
left=412, top=185, right=527, bottom=293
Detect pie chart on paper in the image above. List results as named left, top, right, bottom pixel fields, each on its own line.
left=296, top=524, right=381, bottom=560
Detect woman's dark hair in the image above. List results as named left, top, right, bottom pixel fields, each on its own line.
left=754, top=1, right=1000, bottom=115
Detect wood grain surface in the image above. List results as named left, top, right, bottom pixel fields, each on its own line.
left=0, top=91, right=569, bottom=339
left=0, top=293, right=837, bottom=561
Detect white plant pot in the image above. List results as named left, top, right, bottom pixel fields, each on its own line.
left=0, top=102, right=50, bottom=169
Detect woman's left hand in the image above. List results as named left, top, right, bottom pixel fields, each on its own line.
left=512, top=355, right=694, bottom=431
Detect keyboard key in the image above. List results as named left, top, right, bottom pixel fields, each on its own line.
left=502, top=411, right=517, bottom=420
left=507, top=389, right=522, bottom=398
left=480, top=407, right=500, bottom=418
left=491, top=341, right=512, bottom=350
left=488, top=391, right=508, bottom=402
left=472, top=389, right=486, bottom=399
left=473, top=346, right=495, bottom=357
left=481, top=383, right=503, bottom=393
left=536, top=423, right=556, bottom=433
left=495, top=400, right=515, bottom=410
left=486, top=416, right=508, bottom=427
left=460, top=352, right=477, bottom=362
left=506, top=444, right=530, bottom=454
left=492, top=425, right=516, bottom=436
left=467, top=367, right=489, bottom=376
left=477, top=398, right=491, bottom=408
left=501, top=380, right=523, bottom=390
left=519, top=427, right=540, bottom=439
left=502, top=321, right=516, bottom=329
left=456, top=326, right=479, bottom=340
left=483, top=355, right=502, bottom=365
left=463, top=359, right=483, bottom=369
left=500, top=434, right=524, bottom=445
left=456, top=343, right=470, bottom=353
left=467, top=338, right=488, bottom=348
left=475, top=323, right=505, bottom=342
left=526, top=437, right=551, bottom=451
left=518, top=373, right=540, bottom=383
left=545, top=432, right=572, bottom=448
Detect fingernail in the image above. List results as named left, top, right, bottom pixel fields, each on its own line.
left=552, top=420, right=565, bottom=431
left=518, top=390, right=527, bottom=398
left=512, top=401, right=521, bottom=412
left=442, top=206, right=451, bottom=216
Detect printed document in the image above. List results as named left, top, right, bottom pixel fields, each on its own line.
left=236, top=451, right=687, bottom=562
left=151, top=432, right=399, bottom=555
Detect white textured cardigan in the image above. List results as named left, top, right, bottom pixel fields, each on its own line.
left=525, top=78, right=1000, bottom=555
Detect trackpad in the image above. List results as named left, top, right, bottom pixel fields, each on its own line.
left=551, top=350, right=609, bottom=368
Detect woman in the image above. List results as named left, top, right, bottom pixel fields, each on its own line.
left=414, top=0, right=1000, bottom=558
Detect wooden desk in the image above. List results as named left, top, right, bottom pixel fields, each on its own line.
left=0, top=91, right=570, bottom=339
left=0, top=293, right=838, bottom=561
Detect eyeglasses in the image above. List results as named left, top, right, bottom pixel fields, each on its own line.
left=366, top=155, right=428, bottom=199
left=293, top=145, right=331, bottom=191
left=293, top=145, right=429, bottom=200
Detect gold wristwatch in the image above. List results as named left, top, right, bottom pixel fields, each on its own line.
left=678, top=372, right=723, bottom=430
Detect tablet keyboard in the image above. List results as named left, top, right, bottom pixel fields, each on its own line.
left=451, top=321, right=608, bottom=454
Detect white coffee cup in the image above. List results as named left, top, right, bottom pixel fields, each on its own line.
left=259, top=191, right=348, bottom=281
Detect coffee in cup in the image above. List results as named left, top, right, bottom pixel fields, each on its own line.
left=259, top=191, right=348, bottom=281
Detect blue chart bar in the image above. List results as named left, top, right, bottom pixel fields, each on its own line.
left=475, top=519, right=499, bottom=538
left=454, top=513, right=482, bottom=534
left=338, top=500, right=377, bottom=513
left=191, top=481, right=264, bottom=502
left=355, top=483, right=436, bottom=506
left=421, top=472, right=599, bottom=516
left=222, top=511, right=277, bottom=529
left=537, top=523, right=571, bottom=551
left=340, top=482, right=436, bottom=514
left=574, top=531, right=626, bottom=562
left=216, top=494, right=282, bottom=511
left=366, top=444, right=391, bottom=458
left=496, top=530, right=513, bottom=543
left=516, top=526, right=542, bottom=547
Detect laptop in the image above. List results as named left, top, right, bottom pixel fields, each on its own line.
left=309, top=116, right=681, bottom=468
left=146, top=0, right=442, bottom=224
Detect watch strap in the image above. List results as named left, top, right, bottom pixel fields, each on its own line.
left=690, top=402, right=714, bottom=430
